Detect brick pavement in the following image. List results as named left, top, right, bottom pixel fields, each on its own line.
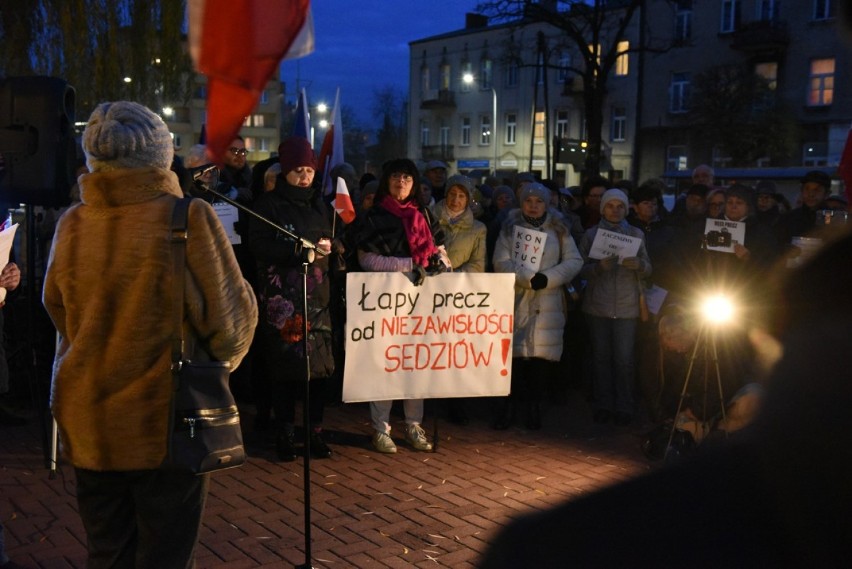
left=1, top=392, right=655, bottom=568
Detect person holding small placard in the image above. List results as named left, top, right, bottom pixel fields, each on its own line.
left=491, top=182, right=583, bottom=430
left=579, top=188, right=652, bottom=426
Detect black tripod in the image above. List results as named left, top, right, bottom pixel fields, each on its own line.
left=664, top=323, right=729, bottom=460
left=194, top=167, right=324, bottom=569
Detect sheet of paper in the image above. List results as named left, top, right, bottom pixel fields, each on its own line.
left=644, top=284, right=668, bottom=315
left=703, top=219, right=745, bottom=254
left=512, top=225, right=548, bottom=273
left=588, top=228, right=641, bottom=261
left=213, top=203, right=241, bottom=245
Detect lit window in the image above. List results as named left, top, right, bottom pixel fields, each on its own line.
left=615, top=41, right=629, bottom=77
left=533, top=111, right=545, bottom=144
left=755, top=62, right=778, bottom=90
left=808, top=58, right=835, bottom=106
left=666, top=145, right=688, bottom=171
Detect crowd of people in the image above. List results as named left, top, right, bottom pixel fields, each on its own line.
left=2, top=98, right=848, bottom=566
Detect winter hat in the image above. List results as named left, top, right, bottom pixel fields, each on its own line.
left=493, top=185, right=516, bottom=207
left=519, top=182, right=550, bottom=204
left=362, top=180, right=379, bottom=197
left=686, top=183, right=710, bottom=198
left=755, top=180, right=777, bottom=195
left=726, top=183, right=755, bottom=210
left=632, top=183, right=662, bottom=204
left=82, top=101, right=174, bottom=172
left=278, top=136, right=316, bottom=174
left=445, top=174, right=473, bottom=201
left=599, top=188, right=629, bottom=214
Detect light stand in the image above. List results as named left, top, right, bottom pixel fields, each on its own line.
left=663, top=322, right=729, bottom=461
left=194, top=168, right=323, bottom=569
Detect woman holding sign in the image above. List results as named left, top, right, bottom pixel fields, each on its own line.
left=579, top=188, right=652, bottom=426
left=356, top=158, right=448, bottom=454
left=492, top=182, right=583, bottom=430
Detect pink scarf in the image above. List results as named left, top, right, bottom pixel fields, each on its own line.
left=380, top=195, right=438, bottom=267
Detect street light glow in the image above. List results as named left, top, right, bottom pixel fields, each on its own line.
left=162, top=106, right=174, bottom=117
left=316, top=103, right=327, bottom=113
left=462, top=72, right=474, bottom=84
left=319, top=119, right=329, bottom=129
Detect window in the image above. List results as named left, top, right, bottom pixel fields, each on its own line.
left=615, top=41, right=629, bottom=77
left=803, top=142, right=828, bottom=166
left=808, top=58, right=835, bottom=106
left=611, top=107, right=626, bottom=142
left=757, top=0, right=780, bottom=21
left=461, top=117, right=471, bottom=146
left=533, top=111, right=545, bottom=144
left=557, top=52, right=572, bottom=83
left=420, top=65, right=431, bottom=95
left=720, top=0, right=741, bottom=33
left=420, top=121, right=429, bottom=146
left=252, top=114, right=264, bottom=127
left=440, top=62, right=451, bottom=90
left=669, top=72, right=691, bottom=113
left=259, top=90, right=269, bottom=104
left=440, top=126, right=450, bottom=148
left=461, top=62, right=472, bottom=92
left=813, top=0, right=834, bottom=20
left=481, top=58, right=493, bottom=90
left=258, top=137, right=269, bottom=152
left=480, top=116, right=492, bottom=145
left=755, top=62, right=778, bottom=90
left=535, top=53, right=545, bottom=85
left=505, top=113, right=517, bottom=145
left=675, top=0, right=692, bottom=43
left=666, top=145, right=689, bottom=172
left=243, top=115, right=252, bottom=127
left=555, top=110, right=569, bottom=139
left=505, top=60, right=519, bottom=88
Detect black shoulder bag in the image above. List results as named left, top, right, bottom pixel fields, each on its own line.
left=165, top=197, right=246, bottom=474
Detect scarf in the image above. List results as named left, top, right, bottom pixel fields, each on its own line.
left=379, top=194, right=438, bottom=267
left=522, top=212, right=547, bottom=227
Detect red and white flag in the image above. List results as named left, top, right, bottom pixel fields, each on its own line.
left=333, top=176, right=356, bottom=224
left=188, top=0, right=314, bottom=163
left=317, top=88, right=344, bottom=196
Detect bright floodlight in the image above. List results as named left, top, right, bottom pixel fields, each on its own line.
left=701, top=294, right=735, bottom=325
left=462, top=72, right=474, bottom=84
left=316, top=103, right=328, bottom=113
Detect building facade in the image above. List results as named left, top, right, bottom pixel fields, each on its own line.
left=408, top=1, right=849, bottom=192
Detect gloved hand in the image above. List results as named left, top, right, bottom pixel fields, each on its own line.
left=425, top=253, right=448, bottom=277
left=409, top=265, right=427, bottom=286
left=621, top=256, right=644, bottom=271
left=530, top=273, right=548, bottom=290
left=597, top=256, right=618, bottom=272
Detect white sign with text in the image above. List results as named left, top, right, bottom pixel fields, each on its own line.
left=512, top=226, right=548, bottom=272
left=588, top=228, right=641, bottom=262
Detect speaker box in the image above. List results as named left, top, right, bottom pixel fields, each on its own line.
left=0, top=76, right=76, bottom=207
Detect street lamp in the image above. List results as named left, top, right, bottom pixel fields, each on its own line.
left=462, top=72, right=498, bottom=177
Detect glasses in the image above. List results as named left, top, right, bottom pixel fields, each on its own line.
left=229, top=147, right=248, bottom=157
left=390, top=172, right=413, bottom=183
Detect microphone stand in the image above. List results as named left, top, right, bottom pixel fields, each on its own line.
left=195, top=172, right=323, bottom=569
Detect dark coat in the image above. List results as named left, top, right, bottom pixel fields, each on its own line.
left=249, top=181, right=335, bottom=381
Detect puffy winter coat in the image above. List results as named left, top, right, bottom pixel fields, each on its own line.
left=434, top=200, right=487, bottom=273
left=493, top=208, right=583, bottom=361
left=44, top=167, right=258, bottom=471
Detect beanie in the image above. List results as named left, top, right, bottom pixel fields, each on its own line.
left=519, top=182, right=550, bottom=204
left=278, top=136, right=316, bottom=174
left=445, top=174, right=473, bottom=201
left=82, top=101, right=174, bottom=172
left=599, top=188, right=629, bottom=214
left=726, top=183, right=755, bottom=210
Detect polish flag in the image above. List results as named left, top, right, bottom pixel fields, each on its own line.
left=317, top=88, right=344, bottom=196
left=188, top=0, right=314, bottom=163
left=334, top=176, right=356, bottom=224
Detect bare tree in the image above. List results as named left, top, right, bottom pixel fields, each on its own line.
left=369, top=86, right=408, bottom=169
left=1, top=0, right=192, bottom=120
left=476, top=0, right=642, bottom=177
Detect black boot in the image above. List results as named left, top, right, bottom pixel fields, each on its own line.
left=275, top=428, right=297, bottom=462
left=309, top=429, right=332, bottom=459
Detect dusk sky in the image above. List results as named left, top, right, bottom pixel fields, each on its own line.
left=279, top=0, right=483, bottom=126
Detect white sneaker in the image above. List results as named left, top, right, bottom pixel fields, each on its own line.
left=372, top=431, right=397, bottom=454
left=405, top=423, right=433, bottom=451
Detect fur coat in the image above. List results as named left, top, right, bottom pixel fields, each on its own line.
left=43, top=167, right=258, bottom=471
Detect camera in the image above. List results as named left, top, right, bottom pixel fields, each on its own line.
left=706, top=228, right=732, bottom=248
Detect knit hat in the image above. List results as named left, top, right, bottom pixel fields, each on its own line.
left=493, top=185, right=516, bottom=207
left=519, top=182, right=550, bottom=204
left=726, top=183, right=755, bottom=210
left=599, top=188, right=629, bottom=214
left=632, top=183, right=662, bottom=204
left=755, top=180, right=777, bottom=195
left=278, top=136, right=316, bottom=174
left=82, top=101, right=174, bottom=172
left=446, top=174, right=473, bottom=200
left=686, top=183, right=710, bottom=198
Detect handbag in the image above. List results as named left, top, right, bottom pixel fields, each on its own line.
left=165, top=197, right=246, bottom=474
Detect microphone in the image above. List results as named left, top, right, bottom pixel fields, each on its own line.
left=190, top=163, right=218, bottom=182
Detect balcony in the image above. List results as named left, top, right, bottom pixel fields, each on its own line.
left=420, top=89, right=456, bottom=110
left=730, top=20, right=789, bottom=55
left=421, top=144, right=454, bottom=162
